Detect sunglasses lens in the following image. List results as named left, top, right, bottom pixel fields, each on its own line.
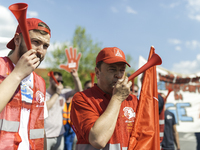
left=57, top=80, right=63, bottom=84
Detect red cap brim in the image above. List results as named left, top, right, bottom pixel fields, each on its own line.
left=6, top=38, right=15, bottom=50
left=103, top=57, right=131, bottom=67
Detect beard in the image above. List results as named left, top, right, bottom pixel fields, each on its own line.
left=19, top=42, right=43, bottom=68
left=19, top=42, right=27, bottom=58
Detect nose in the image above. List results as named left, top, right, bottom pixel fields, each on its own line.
left=35, top=45, right=45, bottom=60
left=36, top=44, right=44, bottom=53
left=114, top=71, right=123, bottom=79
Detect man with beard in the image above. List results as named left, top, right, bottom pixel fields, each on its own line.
left=45, top=70, right=82, bottom=150
left=0, top=18, right=51, bottom=150
left=70, top=47, right=138, bottom=150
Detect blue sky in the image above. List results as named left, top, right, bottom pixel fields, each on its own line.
left=1, top=0, right=200, bottom=74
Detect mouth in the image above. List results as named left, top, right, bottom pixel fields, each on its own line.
left=112, top=81, right=117, bottom=87
left=36, top=54, right=43, bottom=62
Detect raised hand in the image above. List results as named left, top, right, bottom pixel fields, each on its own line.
left=60, top=47, right=82, bottom=73
left=14, top=49, right=40, bottom=80
left=112, top=76, right=132, bottom=103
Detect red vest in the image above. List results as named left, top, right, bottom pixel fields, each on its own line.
left=159, top=108, right=165, bottom=143
left=0, top=57, right=46, bottom=150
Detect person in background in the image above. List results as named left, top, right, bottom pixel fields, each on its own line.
left=63, top=96, right=76, bottom=150
left=161, top=93, right=181, bottom=150
left=63, top=80, right=93, bottom=150
left=70, top=47, right=138, bottom=149
left=84, top=80, right=92, bottom=90
left=130, top=84, right=139, bottom=98
left=195, top=133, right=200, bottom=150
left=45, top=70, right=82, bottom=150
left=0, top=18, right=51, bottom=150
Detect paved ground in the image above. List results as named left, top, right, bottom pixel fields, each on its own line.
left=179, top=132, right=197, bottom=150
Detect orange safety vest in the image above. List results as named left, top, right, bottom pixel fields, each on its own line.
left=0, top=57, right=46, bottom=150
left=63, top=101, right=72, bottom=126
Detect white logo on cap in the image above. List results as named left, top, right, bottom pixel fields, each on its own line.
left=115, top=48, right=123, bottom=57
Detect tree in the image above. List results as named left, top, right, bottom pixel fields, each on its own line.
left=72, top=26, right=102, bottom=85
left=45, top=26, right=102, bottom=88
left=44, top=26, right=136, bottom=88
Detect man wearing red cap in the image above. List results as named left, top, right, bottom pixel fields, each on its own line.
left=0, top=18, right=51, bottom=150
left=70, top=47, right=138, bottom=149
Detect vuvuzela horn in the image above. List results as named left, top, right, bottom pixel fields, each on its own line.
left=128, top=53, right=162, bottom=81
left=9, top=3, right=32, bottom=50
left=48, top=71, right=59, bottom=85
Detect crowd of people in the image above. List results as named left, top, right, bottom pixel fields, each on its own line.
left=0, top=10, right=187, bottom=150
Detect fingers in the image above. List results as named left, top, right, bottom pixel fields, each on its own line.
left=56, top=83, right=64, bottom=93
left=65, top=49, right=71, bottom=60
left=116, top=76, right=131, bottom=90
left=74, top=48, right=77, bottom=59
left=20, top=49, right=40, bottom=65
left=112, top=76, right=131, bottom=102
left=127, top=80, right=132, bottom=88
left=32, top=60, right=40, bottom=69
left=117, top=74, right=125, bottom=83
left=70, top=69, right=78, bottom=77
left=76, top=53, right=82, bottom=61
left=14, top=49, right=41, bottom=79
left=59, top=64, right=71, bottom=73
left=70, top=47, right=73, bottom=59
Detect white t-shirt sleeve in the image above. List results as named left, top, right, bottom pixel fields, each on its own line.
left=44, top=101, right=48, bottom=119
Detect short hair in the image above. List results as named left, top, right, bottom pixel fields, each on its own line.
left=53, top=71, right=62, bottom=76
left=96, top=61, right=103, bottom=71
left=33, top=22, right=51, bottom=35
left=84, top=80, right=91, bottom=87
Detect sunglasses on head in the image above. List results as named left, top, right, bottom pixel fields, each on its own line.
left=57, top=80, right=64, bottom=84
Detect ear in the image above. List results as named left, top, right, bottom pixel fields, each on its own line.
left=95, top=67, right=100, bottom=79
left=13, top=33, right=21, bottom=48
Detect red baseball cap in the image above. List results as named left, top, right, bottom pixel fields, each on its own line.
left=7, top=18, right=51, bottom=50
left=96, top=47, right=131, bottom=67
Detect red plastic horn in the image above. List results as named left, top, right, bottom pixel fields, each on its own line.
left=48, top=71, right=59, bottom=85
left=128, top=53, right=162, bottom=81
left=9, top=3, right=32, bottom=50
left=164, top=88, right=173, bottom=103
left=90, top=72, right=95, bottom=86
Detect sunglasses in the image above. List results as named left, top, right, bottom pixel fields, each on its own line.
left=57, top=80, right=64, bottom=84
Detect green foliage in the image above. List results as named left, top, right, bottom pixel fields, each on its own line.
left=45, top=26, right=136, bottom=88
left=72, top=26, right=102, bottom=86
left=125, top=54, right=137, bottom=84
left=45, top=26, right=102, bottom=88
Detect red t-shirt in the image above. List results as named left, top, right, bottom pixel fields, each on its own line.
left=70, top=84, right=138, bottom=149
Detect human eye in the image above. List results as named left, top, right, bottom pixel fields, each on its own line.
left=120, top=68, right=125, bottom=72
left=32, top=39, right=40, bottom=46
left=43, top=44, right=49, bottom=49
left=109, top=68, right=116, bottom=72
